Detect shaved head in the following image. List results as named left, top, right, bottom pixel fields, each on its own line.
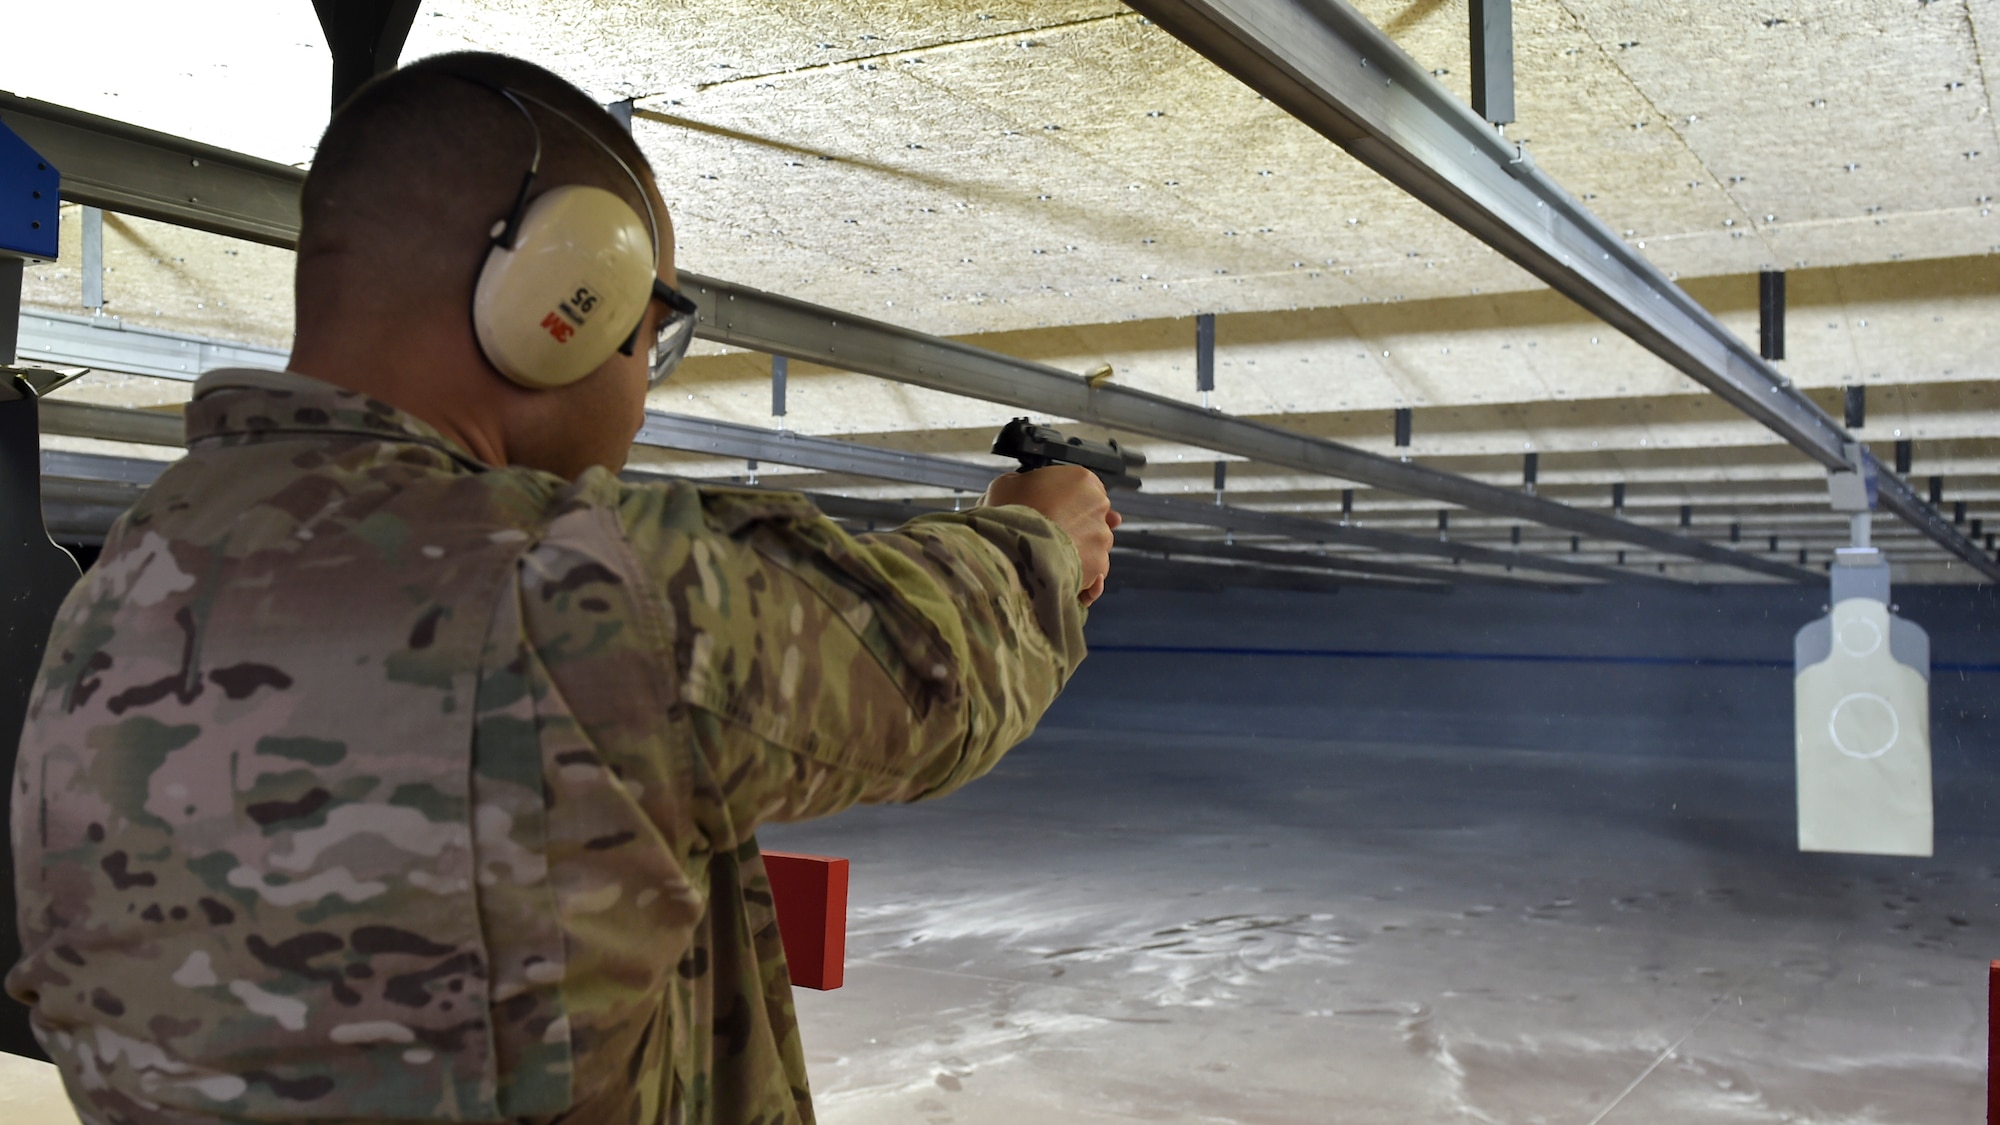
left=299, top=52, right=665, bottom=326
left=289, top=52, right=677, bottom=480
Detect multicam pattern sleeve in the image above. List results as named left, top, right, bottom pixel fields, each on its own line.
left=488, top=476, right=1090, bottom=1125
left=617, top=482, right=1088, bottom=841
left=7, top=368, right=1089, bottom=1125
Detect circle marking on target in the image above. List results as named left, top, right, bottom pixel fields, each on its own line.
left=1828, top=692, right=1899, bottom=760
left=1835, top=616, right=1882, bottom=658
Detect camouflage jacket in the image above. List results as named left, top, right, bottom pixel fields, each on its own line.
left=9, top=368, right=1087, bottom=1124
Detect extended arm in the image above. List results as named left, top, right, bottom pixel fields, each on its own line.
left=619, top=479, right=1094, bottom=844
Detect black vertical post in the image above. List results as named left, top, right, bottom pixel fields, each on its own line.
left=1569, top=535, right=1579, bottom=553
left=1769, top=535, right=1780, bottom=552
left=1895, top=439, right=1912, bottom=475
left=1212, top=460, right=1227, bottom=505
left=1954, top=501, right=1966, bottom=526
left=1972, top=518, right=1985, bottom=540
left=1844, top=385, right=1865, bottom=429
left=1758, top=270, right=1785, bottom=361
left=771, top=355, right=787, bottom=419
left=1611, top=482, right=1625, bottom=512
left=313, top=0, right=424, bottom=112
left=1729, top=522, right=1741, bottom=543
left=0, top=257, right=18, bottom=362
left=1617, top=550, right=1626, bottom=566
left=1340, top=488, right=1354, bottom=521
left=0, top=255, right=83, bottom=1060
left=1521, top=451, right=1538, bottom=493
left=1510, top=526, right=1521, bottom=546
left=1437, top=509, right=1449, bottom=539
left=1195, top=313, right=1215, bottom=397
left=1679, top=504, right=1692, bottom=528
left=1393, top=407, right=1412, bottom=448
left=1930, top=475, right=1944, bottom=505
left=1469, top=0, right=1515, bottom=126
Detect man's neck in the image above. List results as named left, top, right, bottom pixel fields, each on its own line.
left=288, top=333, right=514, bottom=468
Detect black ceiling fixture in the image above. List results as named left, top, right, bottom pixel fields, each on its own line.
left=1469, top=0, right=1514, bottom=126
left=1758, top=270, right=1785, bottom=361
left=314, top=0, right=425, bottom=112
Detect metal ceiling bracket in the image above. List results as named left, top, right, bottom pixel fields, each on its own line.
left=683, top=273, right=1803, bottom=581
left=4, top=90, right=1817, bottom=582
left=39, top=392, right=1641, bottom=586
left=632, top=413, right=1625, bottom=584
left=313, top=0, right=423, bottom=112
left=1469, top=0, right=1513, bottom=127
left=1120, top=0, right=1996, bottom=583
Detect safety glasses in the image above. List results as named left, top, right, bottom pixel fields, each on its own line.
left=623, top=279, right=701, bottom=389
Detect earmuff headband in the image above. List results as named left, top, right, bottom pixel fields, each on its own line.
left=442, top=72, right=664, bottom=390
left=482, top=84, right=661, bottom=274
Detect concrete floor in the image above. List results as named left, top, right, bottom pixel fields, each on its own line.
left=6, top=584, right=1990, bottom=1122
left=764, top=726, right=1992, bottom=1124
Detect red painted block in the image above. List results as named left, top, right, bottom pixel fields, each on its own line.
left=763, top=851, right=849, bottom=991
left=1991, top=961, right=1998, bottom=1123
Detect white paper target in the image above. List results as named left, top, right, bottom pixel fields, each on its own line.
left=1795, top=598, right=1931, bottom=857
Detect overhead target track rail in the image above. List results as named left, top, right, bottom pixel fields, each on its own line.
left=0, top=89, right=1892, bottom=583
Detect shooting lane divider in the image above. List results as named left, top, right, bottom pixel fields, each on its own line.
left=764, top=851, right=850, bottom=990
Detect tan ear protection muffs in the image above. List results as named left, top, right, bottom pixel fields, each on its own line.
left=464, top=84, right=662, bottom=390
left=473, top=184, right=655, bottom=389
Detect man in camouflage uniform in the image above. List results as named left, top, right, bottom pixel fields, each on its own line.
left=9, top=53, right=1116, bottom=1124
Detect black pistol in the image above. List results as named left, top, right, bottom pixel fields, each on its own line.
left=992, top=418, right=1145, bottom=492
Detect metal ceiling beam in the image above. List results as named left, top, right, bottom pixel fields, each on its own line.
left=670, top=481, right=1417, bottom=594
left=38, top=395, right=1610, bottom=584
left=0, top=93, right=307, bottom=249
left=37, top=448, right=1430, bottom=595
left=683, top=274, right=1806, bottom=581
left=0, top=93, right=1801, bottom=582
left=1119, top=0, right=1998, bottom=583
left=1106, top=552, right=1429, bottom=596
left=551, top=413, right=1663, bottom=584
left=1113, top=529, right=1570, bottom=592
left=17, top=309, right=286, bottom=381
left=637, top=412, right=996, bottom=493
left=641, top=417, right=1588, bottom=587
left=1113, top=493, right=1675, bottom=586
left=14, top=319, right=1712, bottom=587
left=781, top=490, right=1444, bottom=592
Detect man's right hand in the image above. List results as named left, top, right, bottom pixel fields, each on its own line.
left=982, top=466, right=1120, bottom=606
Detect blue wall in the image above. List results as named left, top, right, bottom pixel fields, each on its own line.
left=1050, top=581, right=2000, bottom=777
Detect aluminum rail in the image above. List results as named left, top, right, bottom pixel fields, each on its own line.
left=38, top=447, right=1434, bottom=594
left=782, top=490, right=1445, bottom=592
left=1106, top=551, right=1434, bottom=596
left=1119, top=492, right=1682, bottom=588
left=0, top=92, right=1797, bottom=582
left=17, top=309, right=288, bottom=380
left=1113, top=529, right=1572, bottom=592
left=1120, top=0, right=1998, bottom=583
left=684, top=274, right=1805, bottom=581
left=40, top=399, right=183, bottom=446
left=0, top=91, right=305, bottom=248
left=638, top=412, right=1000, bottom=493
left=616, top=413, right=1659, bottom=583
left=16, top=320, right=1680, bottom=585
left=39, top=397, right=1595, bottom=585
left=640, top=414, right=1599, bottom=587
